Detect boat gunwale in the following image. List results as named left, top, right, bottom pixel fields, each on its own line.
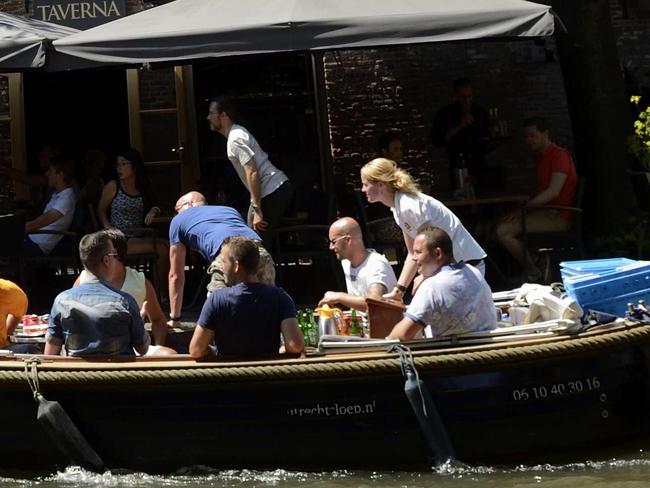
left=0, top=321, right=646, bottom=374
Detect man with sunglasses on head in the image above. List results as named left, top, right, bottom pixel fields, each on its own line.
left=45, top=231, right=150, bottom=357
left=167, top=191, right=276, bottom=327
left=318, top=217, right=396, bottom=312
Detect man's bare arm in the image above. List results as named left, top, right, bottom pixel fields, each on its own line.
left=527, top=172, right=568, bottom=206
left=168, top=243, right=187, bottom=319
left=25, top=209, right=63, bottom=233
left=280, top=318, right=305, bottom=354
left=318, top=283, right=387, bottom=312
left=387, top=315, right=421, bottom=340
left=189, top=325, right=214, bottom=358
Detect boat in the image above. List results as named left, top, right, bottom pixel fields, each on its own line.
left=2, top=299, right=650, bottom=473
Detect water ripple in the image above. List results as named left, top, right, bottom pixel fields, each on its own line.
left=0, top=454, right=648, bottom=488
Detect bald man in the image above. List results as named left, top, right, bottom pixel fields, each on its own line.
left=318, top=217, right=397, bottom=312
left=167, top=191, right=276, bottom=326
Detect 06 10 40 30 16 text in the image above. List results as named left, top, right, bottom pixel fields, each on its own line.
left=511, top=377, right=601, bottom=402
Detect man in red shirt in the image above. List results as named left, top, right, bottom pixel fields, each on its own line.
left=496, top=117, right=578, bottom=281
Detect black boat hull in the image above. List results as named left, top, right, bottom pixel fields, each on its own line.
left=2, top=325, right=650, bottom=472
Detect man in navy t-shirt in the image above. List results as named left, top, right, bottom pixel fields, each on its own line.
left=167, top=191, right=276, bottom=327
left=189, top=236, right=304, bottom=358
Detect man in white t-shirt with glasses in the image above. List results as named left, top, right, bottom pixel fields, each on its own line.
left=319, top=217, right=397, bottom=312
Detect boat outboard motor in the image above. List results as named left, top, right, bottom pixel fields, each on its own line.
left=390, top=344, right=455, bottom=466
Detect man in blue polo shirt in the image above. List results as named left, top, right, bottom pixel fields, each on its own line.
left=167, top=191, right=275, bottom=326
left=190, top=236, right=303, bottom=358
left=45, top=231, right=150, bottom=357
left=388, top=227, right=496, bottom=340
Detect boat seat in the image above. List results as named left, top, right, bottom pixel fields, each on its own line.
left=365, top=297, right=405, bottom=338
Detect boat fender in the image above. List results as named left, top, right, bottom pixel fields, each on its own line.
left=390, top=344, right=455, bottom=466
left=25, top=359, right=105, bottom=473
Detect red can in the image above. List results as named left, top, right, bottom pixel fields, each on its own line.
left=22, top=314, right=39, bottom=326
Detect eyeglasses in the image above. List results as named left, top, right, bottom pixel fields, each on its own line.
left=328, top=234, right=349, bottom=245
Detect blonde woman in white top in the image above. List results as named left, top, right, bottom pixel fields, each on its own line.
left=360, top=158, right=486, bottom=301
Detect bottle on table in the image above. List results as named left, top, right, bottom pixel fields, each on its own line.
left=307, top=309, right=319, bottom=346
left=349, top=309, right=361, bottom=337
left=453, top=153, right=469, bottom=199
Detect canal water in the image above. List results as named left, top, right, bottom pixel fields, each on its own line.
left=2, top=456, right=650, bottom=488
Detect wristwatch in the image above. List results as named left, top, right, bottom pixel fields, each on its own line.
left=394, top=284, right=407, bottom=295
left=169, top=314, right=181, bottom=321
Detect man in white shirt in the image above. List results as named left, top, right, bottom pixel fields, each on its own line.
left=319, top=217, right=397, bottom=312
left=206, top=97, right=293, bottom=256
left=24, top=156, right=77, bottom=256
left=388, top=227, right=496, bottom=340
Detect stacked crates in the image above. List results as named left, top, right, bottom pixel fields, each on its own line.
left=561, top=258, right=650, bottom=316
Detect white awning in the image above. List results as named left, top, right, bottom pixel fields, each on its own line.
left=0, top=12, right=78, bottom=70
left=52, top=0, right=555, bottom=66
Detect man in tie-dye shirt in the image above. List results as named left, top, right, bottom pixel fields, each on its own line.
left=388, top=227, right=496, bottom=340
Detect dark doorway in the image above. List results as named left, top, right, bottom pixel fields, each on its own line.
left=192, top=53, right=326, bottom=222
left=23, top=68, right=130, bottom=177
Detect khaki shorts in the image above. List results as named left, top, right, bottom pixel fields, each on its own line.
left=206, top=242, right=276, bottom=292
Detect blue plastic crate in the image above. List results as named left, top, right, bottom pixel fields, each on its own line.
left=560, top=258, right=636, bottom=280
left=563, top=261, right=650, bottom=306
left=581, top=288, right=650, bottom=317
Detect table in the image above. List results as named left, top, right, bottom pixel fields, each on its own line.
left=442, top=194, right=529, bottom=208
left=442, top=194, right=530, bottom=287
left=150, top=215, right=173, bottom=225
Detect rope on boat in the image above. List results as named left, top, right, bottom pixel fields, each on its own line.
left=0, top=325, right=647, bottom=387
left=24, top=357, right=42, bottom=399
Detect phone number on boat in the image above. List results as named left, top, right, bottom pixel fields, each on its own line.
left=512, top=377, right=601, bottom=402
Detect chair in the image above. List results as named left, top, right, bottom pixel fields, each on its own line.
left=365, top=297, right=405, bottom=338
left=182, top=250, right=209, bottom=312
left=366, top=217, right=407, bottom=267
left=26, top=229, right=82, bottom=278
left=274, top=224, right=345, bottom=305
left=352, top=190, right=406, bottom=266
left=26, top=194, right=86, bottom=278
left=122, top=226, right=160, bottom=293
left=0, top=212, right=27, bottom=286
left=522, top=177, right=586, bottom=283
left=87, top=203, right=161, bottom=296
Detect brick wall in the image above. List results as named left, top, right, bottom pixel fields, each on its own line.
left=1, top=1, right=26, bottom=14
left=609, top=0, right=650, bottom=98
left=324, top=39, right=572, bottom=202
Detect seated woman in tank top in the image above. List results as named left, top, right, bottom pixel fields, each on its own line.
left=97, top=148, right=169, bottom=297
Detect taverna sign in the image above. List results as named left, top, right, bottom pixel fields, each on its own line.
left=33, top=0, right=125, bottom=29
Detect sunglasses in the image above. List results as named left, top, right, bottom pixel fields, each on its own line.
left=328, top=234, right=349, bottom=245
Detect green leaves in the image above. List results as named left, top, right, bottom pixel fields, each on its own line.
left=629, top=96, right=650, bottom=171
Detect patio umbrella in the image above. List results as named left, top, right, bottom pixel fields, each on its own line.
left=0, top=12, right=78, bottom=70
left=51, top=0, right=555, bottom=66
